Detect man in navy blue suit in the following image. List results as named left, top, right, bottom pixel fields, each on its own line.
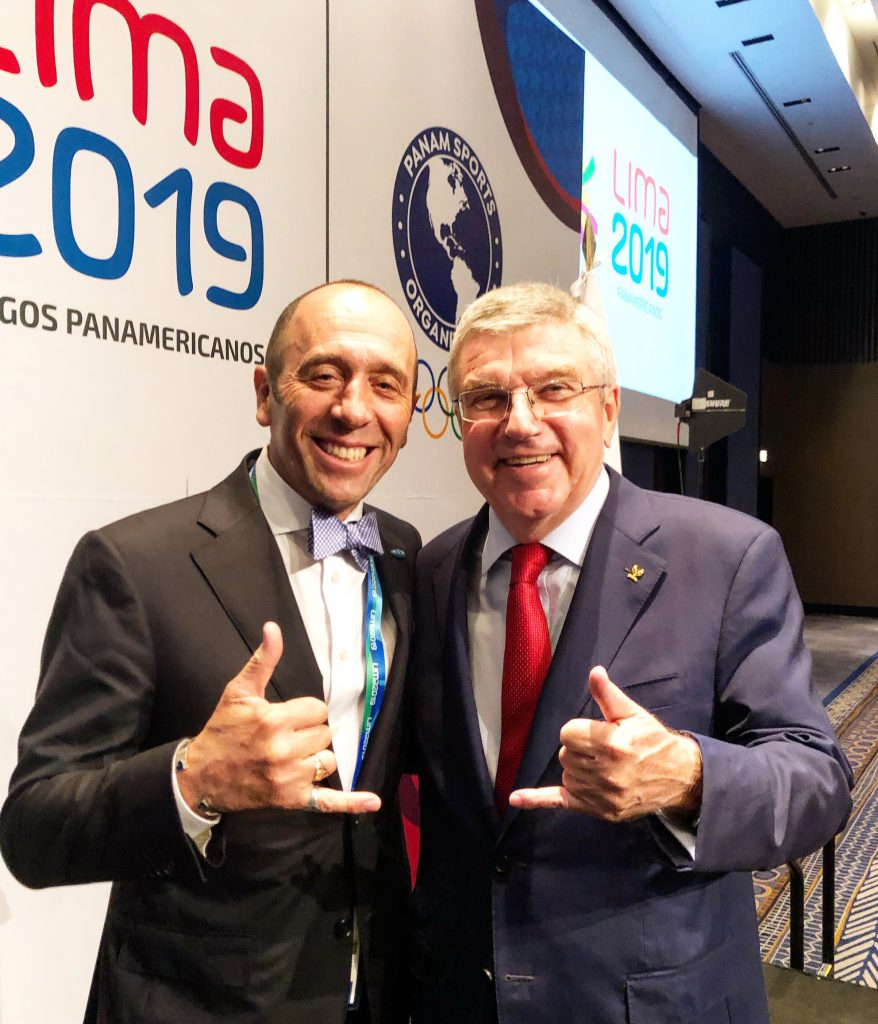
left=410, top=281, right=851, bottom=1024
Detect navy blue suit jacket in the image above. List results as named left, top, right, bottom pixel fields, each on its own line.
left=411, top=470, right=852, bottom=1024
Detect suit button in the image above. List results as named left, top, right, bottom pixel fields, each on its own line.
left=494, top=856, right=512, bottom=876
left=334, top=916, right=353, bottom=939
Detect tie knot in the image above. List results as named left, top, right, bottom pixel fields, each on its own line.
left=510, top=543, right=551, bottom=585
left=308, top=508, right=383, bottom=570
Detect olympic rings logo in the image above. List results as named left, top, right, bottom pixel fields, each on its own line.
left=415, top=358, right=461, bottom=441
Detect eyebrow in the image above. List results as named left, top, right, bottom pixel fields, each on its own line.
left=460, top=365, right=583, bottom=390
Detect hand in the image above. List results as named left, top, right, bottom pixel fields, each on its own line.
left=178, top=622, right=381, bottom=815
left=509, top=666, right=702, bottom=821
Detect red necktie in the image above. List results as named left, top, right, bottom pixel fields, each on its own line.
left=494, top=543, right=552, bottom=814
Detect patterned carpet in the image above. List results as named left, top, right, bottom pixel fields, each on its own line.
left=755, top=653, right=878, bottom=987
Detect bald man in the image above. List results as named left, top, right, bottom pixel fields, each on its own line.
left=2, top=281, right=421, bottom=1024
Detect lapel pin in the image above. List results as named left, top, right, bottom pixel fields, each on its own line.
left=390, top=548, right=406, bottom=559
left=625, top=564, right=645, bottom=583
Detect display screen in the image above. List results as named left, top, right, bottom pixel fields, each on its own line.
left=527, top=0, right=700, bottom=442
left=582, top=51, right=697, bottom=405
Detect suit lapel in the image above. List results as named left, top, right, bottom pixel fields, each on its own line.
left=439, top=508, right=499, bottom=826
left=190, top=457, right=323, bottom=705
left=356, top=512, right=416, bottom=791
left=502, top=473, right=667, bottom=834
left=371, top=511, right=413, bottom=657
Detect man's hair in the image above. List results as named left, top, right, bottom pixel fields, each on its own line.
left=448, top=281, right=617, bottom=394
left=263, top=279, right=405, bottom=388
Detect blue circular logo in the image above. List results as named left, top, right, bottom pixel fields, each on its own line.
left=393, top=127, right=502, bottom=351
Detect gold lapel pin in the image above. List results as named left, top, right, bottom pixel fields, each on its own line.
left=625, top=564, right=645, bottom=583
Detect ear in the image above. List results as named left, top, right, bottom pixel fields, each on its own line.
left=602, top=386, right=621, bottom=448
left=254, top=365, right=273, bottom=427
left=398, top=382, right=419, bottom=449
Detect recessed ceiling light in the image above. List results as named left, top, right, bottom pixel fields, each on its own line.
left=827, top=165, right=851, bottom=173
left=782, top=98, right=812, bottom=107
left=742, top=35, right=774, bottom=46
left=814, top=146, right=841, bottom=154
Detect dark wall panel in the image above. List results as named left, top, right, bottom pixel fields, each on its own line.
left=761, top=360, right=878, bottom=609
left=694, top=145, right=781, bottom=509
left=726, top=247, right=762, bottom=517
left=767, top=218, right=878, bottom=365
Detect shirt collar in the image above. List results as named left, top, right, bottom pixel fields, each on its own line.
left=482, top=467, right=610, bottom=575
left=254, top=447, right=365, bottom=537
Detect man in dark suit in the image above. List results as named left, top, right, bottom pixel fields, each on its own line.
left=1, top=281, right=421, bottom=1024
left=411, top=281, right=852, bottom=1024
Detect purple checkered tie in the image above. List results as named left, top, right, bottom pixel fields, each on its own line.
left=308, top=508, right=383, bottom=571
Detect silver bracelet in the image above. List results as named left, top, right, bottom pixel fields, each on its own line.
left=174, top=738, right=220, bottom=820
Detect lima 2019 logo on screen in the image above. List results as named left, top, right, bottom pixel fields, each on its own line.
left=393, top=127, right=502, bottom=351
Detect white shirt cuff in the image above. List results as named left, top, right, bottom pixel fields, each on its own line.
left=171, top=739, right=220, bottom=858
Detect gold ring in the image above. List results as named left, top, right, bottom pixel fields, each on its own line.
left=311, top=753, right=328, bottom=783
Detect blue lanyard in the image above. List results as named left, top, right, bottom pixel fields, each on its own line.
left=353, top=556, right=387, bottom=787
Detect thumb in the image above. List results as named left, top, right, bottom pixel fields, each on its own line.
left=230, top=621, right=283, bottom=699
left=589, top=665, right=642, bottom=724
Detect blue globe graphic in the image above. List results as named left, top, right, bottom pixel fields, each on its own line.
left=407, top=157, right=493, bottom=327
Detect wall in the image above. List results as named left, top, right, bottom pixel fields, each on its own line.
left=761, top=216, right=878, bottom=611
left=694, top=145, right=782, bottom=509
left=761, top=360, right=878, bottom=610
left=766, top=218, right=878, bottom=366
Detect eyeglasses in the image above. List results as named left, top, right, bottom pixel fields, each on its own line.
left=453, top=379, right=606, bottom=423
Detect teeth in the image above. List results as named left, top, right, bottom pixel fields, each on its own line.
left=320, top=441, right=368, bottom=462
left=506, top=455, right=551, bottom=466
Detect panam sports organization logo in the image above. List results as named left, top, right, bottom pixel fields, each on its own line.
left=393, top=127, right=502, bottom=351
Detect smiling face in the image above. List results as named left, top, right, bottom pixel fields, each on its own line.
left=254, top=283, right=417, bottom=518
left=457, top=321, right=620, bottom=542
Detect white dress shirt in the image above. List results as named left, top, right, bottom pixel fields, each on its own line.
left=468, top=467, right=695, bottom=855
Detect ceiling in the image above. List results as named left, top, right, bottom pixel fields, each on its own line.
left=605, top=0, right=878, bottom=228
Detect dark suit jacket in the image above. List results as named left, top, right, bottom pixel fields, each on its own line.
left=1, top=454, right=420, bottom=1024
left=411, top=470, right=852, bottom=1024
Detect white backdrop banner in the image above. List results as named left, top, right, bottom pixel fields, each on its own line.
left=1, top=3, right=325, bottom=1020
